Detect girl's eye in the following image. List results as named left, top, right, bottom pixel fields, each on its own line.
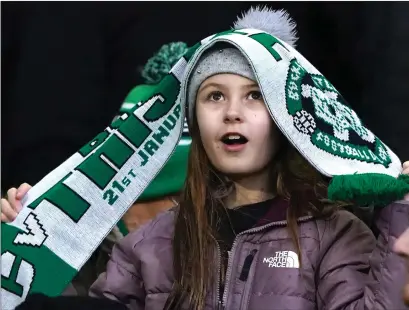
left=248, top=91, right=263, bottom=101
left=208, top=91, right=224, bottom=102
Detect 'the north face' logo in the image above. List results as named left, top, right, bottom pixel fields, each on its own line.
left=263, top=251, right=300, bottom=268
left=285, top=58, right=391, bottom=167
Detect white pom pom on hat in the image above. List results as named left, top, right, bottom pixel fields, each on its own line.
left=233, top=6, right=298, bottom=48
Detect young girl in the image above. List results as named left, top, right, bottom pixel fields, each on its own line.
left=88, top=8, right=409, bottom=310
left=3, top=7, right=409, bottom=310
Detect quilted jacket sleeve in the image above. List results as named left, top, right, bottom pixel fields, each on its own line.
left=89, top=229, right=146, bottom=310
left=316, top=200, right=409, bottom=310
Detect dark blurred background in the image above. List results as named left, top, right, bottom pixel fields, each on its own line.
left=2, top=1, right=409, bottom=191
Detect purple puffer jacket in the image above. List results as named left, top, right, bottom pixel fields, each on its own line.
left=89, top=199, right=409, bottom=310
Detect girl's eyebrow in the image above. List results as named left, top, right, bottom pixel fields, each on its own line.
left=199, top=82, right=226, bottom=93
left=199, top=82, right=259, bottom=93
left=241, top=82, right=258, bottom=89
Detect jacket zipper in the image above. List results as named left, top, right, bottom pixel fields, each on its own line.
left=216, top=243, right=223, bottom=310
left=218, top=215, right=312, bottom=309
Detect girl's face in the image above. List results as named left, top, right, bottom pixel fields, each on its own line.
left=195, top=74, right=280, bottom=178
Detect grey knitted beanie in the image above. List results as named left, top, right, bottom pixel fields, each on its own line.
left=187, top=47, right=256, bottom=121
left=186, top=6, right=298, bottom=124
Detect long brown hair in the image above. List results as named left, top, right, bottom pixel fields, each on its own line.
left=165, top=120, right=346, bottom=309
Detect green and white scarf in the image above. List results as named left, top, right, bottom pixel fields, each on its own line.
left=2, top=28, right=408, bottom=309
left=1, top=61, right=187, bottom=308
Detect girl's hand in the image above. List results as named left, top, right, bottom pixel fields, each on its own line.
left=1, top=183, right=32, bottom=223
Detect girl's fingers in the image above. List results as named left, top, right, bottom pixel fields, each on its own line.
left=1, top=213, right=12, bottom=223
left=6, top=187, right=19, bottom=211
left=16, top=183, right=32, bottom=200
left=1, top=198, right=18, bottom=222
